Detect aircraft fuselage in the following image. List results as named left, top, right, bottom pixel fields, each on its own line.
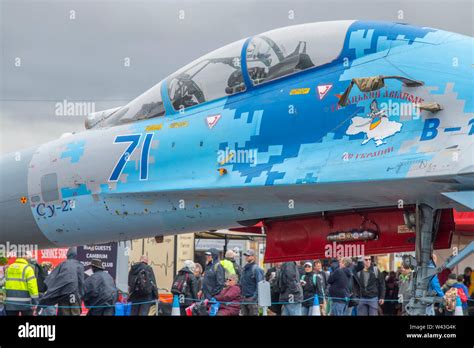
left=1, top=20, right=473, bottom=248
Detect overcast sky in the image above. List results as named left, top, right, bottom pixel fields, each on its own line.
left=1, top=0, right=472, bottom=154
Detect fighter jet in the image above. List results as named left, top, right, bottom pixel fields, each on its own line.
left=1, top=20, right=473, bottom=314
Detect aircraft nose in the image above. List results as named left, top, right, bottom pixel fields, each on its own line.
left=0, top=148, right=56, bottom=250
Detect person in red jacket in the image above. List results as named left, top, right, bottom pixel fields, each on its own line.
left=215, top=274, right=241, bottom=316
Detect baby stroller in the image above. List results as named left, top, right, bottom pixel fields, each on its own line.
left=186, top=298, right=220, bottom=316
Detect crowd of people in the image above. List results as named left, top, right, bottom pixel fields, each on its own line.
left=1, top=247, right=473, bottom=316
left=166, top=252, right=474, bottom=316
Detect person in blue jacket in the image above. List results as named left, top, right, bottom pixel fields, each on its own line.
left=426, top=254, right=444, bottom=315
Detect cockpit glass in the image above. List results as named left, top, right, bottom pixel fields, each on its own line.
left=246, top=21, right=351, bottom=85
left=104, top=81, right=165, bottom=127
left=167, top=39, right=246, bottom=111
left=100, top=22, right=352, bottom=124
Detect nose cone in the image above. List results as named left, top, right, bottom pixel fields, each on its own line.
left=0, top=148, right=56, bottom=249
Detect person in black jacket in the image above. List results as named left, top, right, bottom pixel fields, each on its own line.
left=278, top=261, right=303, bottom=316
left=200, top=249, right=225, bottom=300
left=84, top=259, right=118, bottom=316
left=328, top=257, right=352, bottom=316
left=300, top=261, right=324, bottom=315
left=353, top=256, right=385, bottom=316
left=41, top=247, right=84, bottom=316
left=128, top=255, right=158, bottom=316
left=171, top=260, right=199, bottom=316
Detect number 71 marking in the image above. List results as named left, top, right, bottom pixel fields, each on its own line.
left=109, top=133, right=154, bottom=182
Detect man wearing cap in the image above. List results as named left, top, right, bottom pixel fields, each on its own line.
left=200, top=248, right=225, bottom=300
left=84, top=259, right=118, bottom=316
left=240, top=249, right=264, bottom=316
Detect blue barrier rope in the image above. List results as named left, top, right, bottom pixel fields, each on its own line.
left=1, top=299, right=155, bottom=309
left=1, top=296, right=334, bottom=308
left=2, top=295, right=473, bottom=309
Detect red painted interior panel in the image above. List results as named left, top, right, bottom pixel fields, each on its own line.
left=263, top=207, right=454, bottom=263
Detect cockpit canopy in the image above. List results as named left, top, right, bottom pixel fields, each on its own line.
left=89, top=21, right=353, bottom=129
left=168, top=39, right=247, bottom=111
left=246, top=21, right=351, bottom=85
left=102, top=81, right=166, bottom=127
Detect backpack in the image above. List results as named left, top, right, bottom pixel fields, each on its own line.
left=171, top=273, right=190, bottom=295
left=134, top=267, right=153, bottom=296
left=444, top=287, right=458, bottom=312
left=457, top=287, right=468, bottom=303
